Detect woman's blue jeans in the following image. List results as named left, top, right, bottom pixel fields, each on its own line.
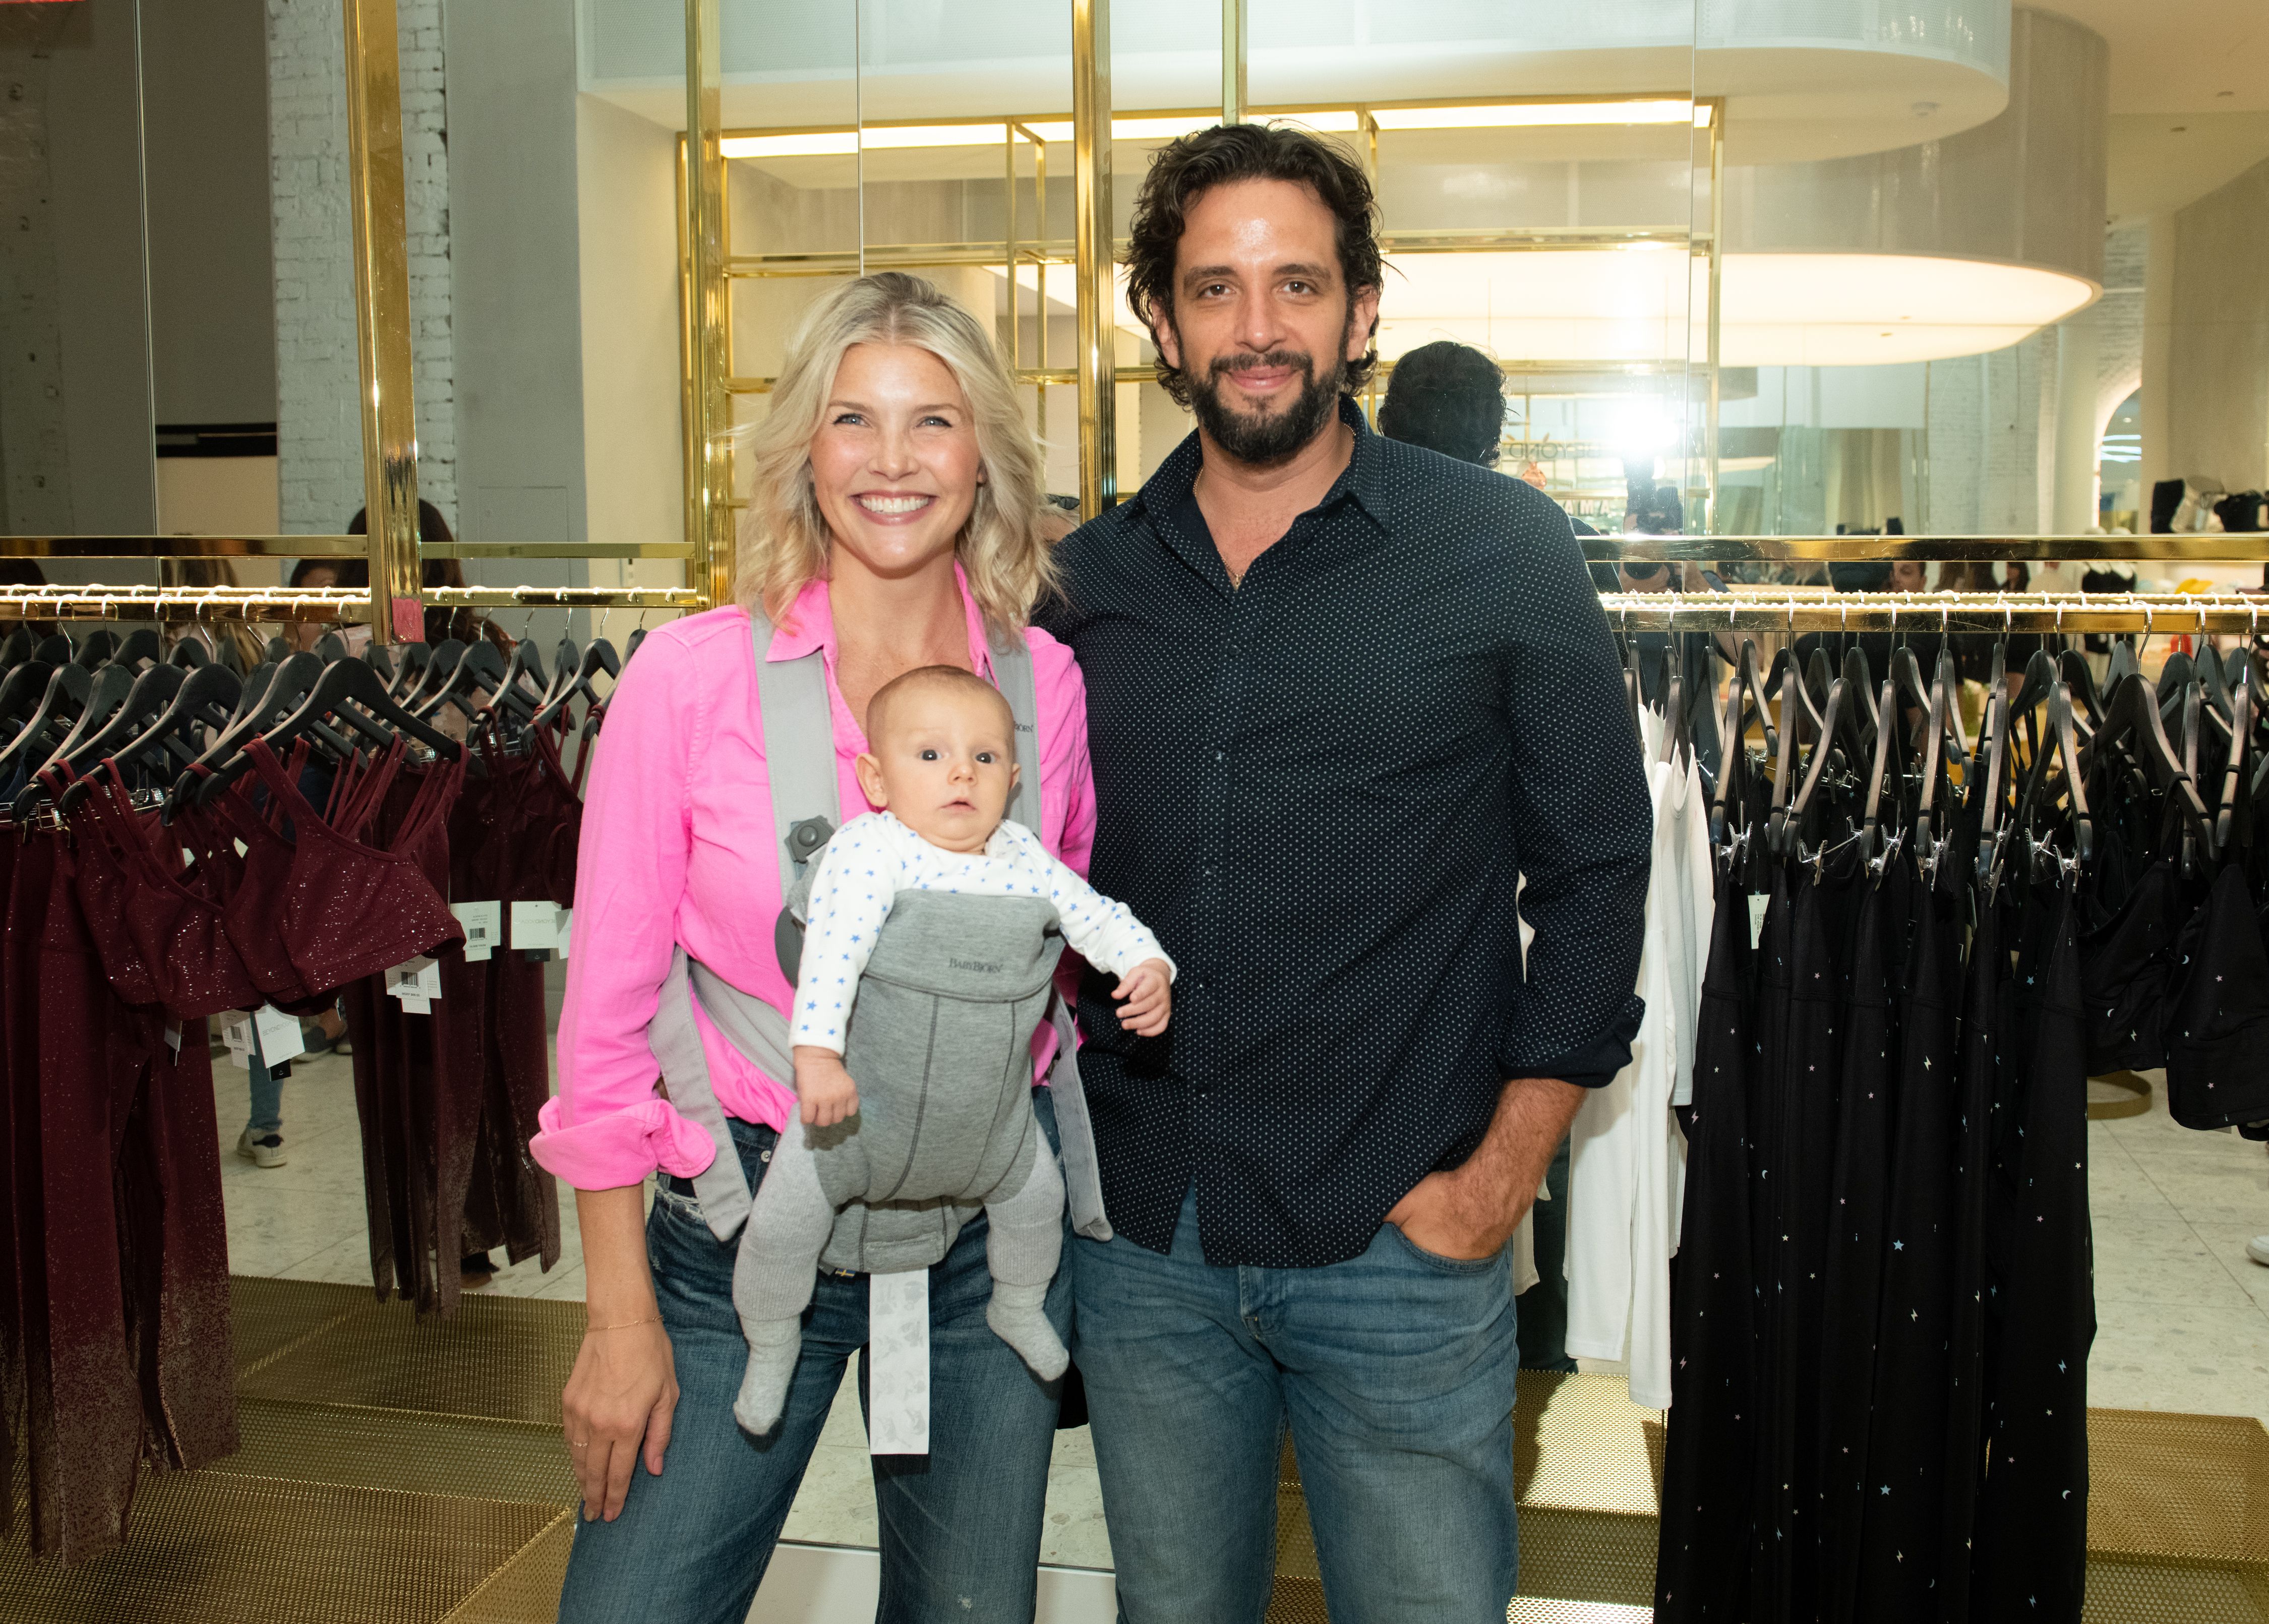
left=555, top=1090, right=1071, bottom=1624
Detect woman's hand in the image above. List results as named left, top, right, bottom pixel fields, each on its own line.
left=562, top=1315, right=678, bottom=1522
left=1113, top=958, right=1173, bottom=1037
left=794, top=1045, right=861, bottom=1126
left=563, top=1183, right=677, bottom=1521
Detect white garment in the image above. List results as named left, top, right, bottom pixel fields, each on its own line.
left=789, top=811, right=1171, bottom=1053
left=1563, top=744, right=1710, bottom=1410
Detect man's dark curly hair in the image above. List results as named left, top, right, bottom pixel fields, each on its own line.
left=1123, top=123, right=1383, bottom=408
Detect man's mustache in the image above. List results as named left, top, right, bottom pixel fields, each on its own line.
left=1209, top=349, right=1315, bottom=380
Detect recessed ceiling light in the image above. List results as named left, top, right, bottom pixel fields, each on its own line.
left=1370, top=99, right=1695, bottom=131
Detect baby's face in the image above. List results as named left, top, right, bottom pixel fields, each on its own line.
left=860, top=686, right=1018, bottom=854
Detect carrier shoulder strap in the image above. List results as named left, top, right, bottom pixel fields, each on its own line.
left=988, top=628, right=1111, bottom=1241
left=752, top=609, right=842, bottom=900
left=987, top=627, right=1042, bottom=825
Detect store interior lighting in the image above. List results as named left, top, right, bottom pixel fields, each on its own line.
left=991, top=249, right=2089, bottom=371
left=1360, top=251, right=2095, bottom=369
left=720, top=100, right=1696, bottom=160
left=1368, top=98, right=1704, bottom=130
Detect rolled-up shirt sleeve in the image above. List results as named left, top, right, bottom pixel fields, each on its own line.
left=531, top=634, right=721, bottom=1189
left=1497, top=514, right=1653, bottom=1089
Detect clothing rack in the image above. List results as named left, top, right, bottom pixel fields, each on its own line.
left=1596, top=591, right=2269, bottom=635
left=0, top=585, right=699, bottom=624
left=1585, top=533, right=2269, bottom=564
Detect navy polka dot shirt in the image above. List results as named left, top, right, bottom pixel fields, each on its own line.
left=1041, top=400, right=1653, bottom=1267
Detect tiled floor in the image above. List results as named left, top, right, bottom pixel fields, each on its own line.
left=210, top=1042, right=1117, bottom=1571
left=212, top=1045, right=2269, bottom=1579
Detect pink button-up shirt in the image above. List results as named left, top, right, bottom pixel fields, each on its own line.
left=530, top=573, right=1096, bottom=1191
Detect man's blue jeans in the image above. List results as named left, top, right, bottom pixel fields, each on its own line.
left=556, top=1092, right=1072, bottom=1624
left=1073, top=1186, right=1520, bottom=1622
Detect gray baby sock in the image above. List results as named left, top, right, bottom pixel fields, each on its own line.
left=733, top=1318, right=804, bottom=1435
left=986, top=1282, right=1069, bottom=1380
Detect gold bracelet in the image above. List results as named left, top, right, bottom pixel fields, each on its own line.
left=587, top=1315, right=662, bottom=1333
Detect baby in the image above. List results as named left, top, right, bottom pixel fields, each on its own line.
left=732, top=664, right=1173, bottom=1434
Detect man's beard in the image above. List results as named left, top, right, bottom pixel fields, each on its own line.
left=1182, top=331, right=1350, bottom=468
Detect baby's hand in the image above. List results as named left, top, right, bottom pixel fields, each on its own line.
left=793, top=1046, right=860, bottom=1127
left=1112, top=958, right=1173, bottom=1037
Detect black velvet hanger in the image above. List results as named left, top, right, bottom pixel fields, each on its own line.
left=72, top=629, right=118, bottom=669
left=13, top=661, right=188, bottom=819
left=0, top=663, right=103, bottom=797
left=2081, top=669, right=2216, bottom=875
left=196, top=653, right=462, bottom=805
left=532, top=635, right=621, bottom=732
left=106, top=628, right=162, bottom=669
left=401, top=638, right=463, bottom=713
left=54, top=663, right=244, bottom=815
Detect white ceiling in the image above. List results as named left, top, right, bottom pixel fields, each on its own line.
left=2034, top=0, right=2267, bottom=115
left=2036, top=0, right=2269, bottom=218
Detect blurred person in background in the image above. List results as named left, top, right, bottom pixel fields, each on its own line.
left=1381, top=341, right=1578, bottom=1372
left=1379, top=340, right=1507, bottom=469
left=345, top=501, right=513, bottom=651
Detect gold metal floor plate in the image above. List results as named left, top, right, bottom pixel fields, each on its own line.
left=1, top=1281, right=2262, bottom=1622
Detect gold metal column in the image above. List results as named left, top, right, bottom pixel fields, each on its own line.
left=1702, top=99, right=1723, bottom=535
left=341, top=0, right=422, bottom=644
left=683, top=0, right=732, bottom=607
left=1221, top=0, right=1246, bottom=125
left=1072, top=0, right=1116, bottom=518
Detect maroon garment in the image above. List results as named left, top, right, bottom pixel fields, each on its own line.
left=71, top=764, right=264, bottom=1018
left=4, top=830, right=58, bottom=1550
left=211, top=738, right=464, bottom=1008
left=32, top=839, right=143, bottom=1560
left=22, top=832, right=238, bottom=1562
left=0, top=829, right=33, bottom=1543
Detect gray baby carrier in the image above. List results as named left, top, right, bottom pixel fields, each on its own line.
left=643, top=613, right=1113, bottom=1273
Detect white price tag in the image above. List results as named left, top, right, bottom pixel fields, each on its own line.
left=510, top=899, right=559, bottom=952
left=451, top=900, right=501, bottom=962
left=867, top=1271, right=930, bottom=1456
left=252, top=1004, right=306, bottom=1065
left=385, top=955, right=442, bottom=1008
left=220, top=1012, right=254, bottom=1070
left=163, top=1020, right=183, bottom=1057
left=1747, top=892, right=1769, bottom=948
left=554, top=906, right=573, bottom=959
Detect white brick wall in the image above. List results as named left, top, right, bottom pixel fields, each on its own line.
left=267, top=0, right=455, bottom=536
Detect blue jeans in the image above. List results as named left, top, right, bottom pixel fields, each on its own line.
left=1074, top=1186, right=1519, bottom=1622
left=246, top=1053, right=282, bottom=1133
left=556, top=1091, right=1072, bottom=1624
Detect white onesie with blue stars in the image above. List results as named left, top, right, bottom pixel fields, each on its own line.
left=788, top=809, right=1173, bottom=1054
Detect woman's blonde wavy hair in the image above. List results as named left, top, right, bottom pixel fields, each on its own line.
left=736, top=272, right=1055, bottom=647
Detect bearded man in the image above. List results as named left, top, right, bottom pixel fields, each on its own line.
left=1039, top=123, right=1653, bottom=1621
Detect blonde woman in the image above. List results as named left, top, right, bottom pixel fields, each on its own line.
left=535, top=273, right=1092, bottom=1621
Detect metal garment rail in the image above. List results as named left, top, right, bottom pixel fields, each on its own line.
left=1598, top=591, right=2269, bottom=636
left=0, top=536, right=691, bottom=560
left=1587, top=534, right=2269, bottom=563
left=0, top=586, right=700, bottom=624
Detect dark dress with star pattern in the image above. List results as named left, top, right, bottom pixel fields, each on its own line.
left=1853, top=860, right=1961, bottom=1620
left=1971, top=876, right=2093, bottom=1622
left=1654, top=861, right=1759, bottom=1624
